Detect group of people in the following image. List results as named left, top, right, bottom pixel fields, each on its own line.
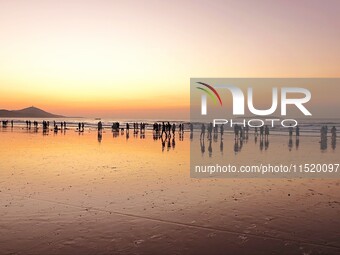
left=152, top=122, right=185, bottom=138
left=321, top=125, right=337, bottom=140
left=1, top=120, right=13, bottom=128
left=52, top=121, right=67, bottom=132
left=133, top=122, right=146, bottom=134
left=77, top=122, right=85, bottom=132
left=287, top=125, right=300, bottom=137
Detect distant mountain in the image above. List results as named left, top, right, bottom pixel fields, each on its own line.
left=0, top=107, right=65, bottom=118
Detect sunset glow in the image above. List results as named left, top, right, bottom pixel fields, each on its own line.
left=1, top=0, right=340, bottom=118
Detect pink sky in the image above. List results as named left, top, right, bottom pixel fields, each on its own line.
left=1, top=0, right=340, bottom=118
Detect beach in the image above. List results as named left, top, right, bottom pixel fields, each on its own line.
left=0, top=126, right=339, bottom=254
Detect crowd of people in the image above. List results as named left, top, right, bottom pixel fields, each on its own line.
left=0, top=120, right=338, bottom=141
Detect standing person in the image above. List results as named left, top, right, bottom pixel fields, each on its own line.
left=259, top=126, right=264, bottom=139
left=255, top=127, right=258, bottom=136
left=64, top=121, right=66, bottom=129
left=208, top=122, right=213, bottom=140
left=240, top=127, right=244, bottom=141
left=11, top=120, right=13, bottom=128
left=161, top=122, right=165, bottom=137
left=289, top=124, right=293, bottom=137
left=296, top=125, right=300, bottom=137
left=245, top=124, right=249, bottom=136
left=172, top=123, right=176, bottom=136
left=78, top=122, right=81, bottom=131
left=200, top=123, right=205, bottom=140
left=82, top=122, right=85, bottom=131
left=220, top=124, right=224, bottom=137
left=331, top=126, right=337, bottom=139
left=234, top=124, right=240, bottom=140
left=265, top=125, right=270, bottom=140
left=98, top=121, right=103, bottom=131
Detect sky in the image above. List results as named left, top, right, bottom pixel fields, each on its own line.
left=1, top=0, right=340, bottom=118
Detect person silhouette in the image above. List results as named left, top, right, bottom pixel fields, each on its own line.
left=98, top=121, right=103, bottom=131
left=260, top=126, right=264, bottom=139
left=200, top=123, right=205, bottom=140
left=172, top=123, right=176, bottom=136
left=265, top=125, right=270, bottom=141
left=296, top=125, right=300, bottom=137
left=289, top=124, right=293, bottom=137
left=208, top=123, right=213, bottom=140
left=220, top=124, right=224, bottom=138
left=234, top=124, right=239, bottom=140
left=331, top=126, right=336, bottom=139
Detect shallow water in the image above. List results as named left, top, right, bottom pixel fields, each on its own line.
left=0, top=128, right=339, bottom=254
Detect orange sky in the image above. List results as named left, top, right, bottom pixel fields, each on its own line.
left=1, top=0, right=340, bottom=118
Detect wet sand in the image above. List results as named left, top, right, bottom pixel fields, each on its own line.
left=0, top=128, right=340, bottom=254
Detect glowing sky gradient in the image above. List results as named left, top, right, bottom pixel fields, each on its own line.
left=1, top=0, right=340, bottom=118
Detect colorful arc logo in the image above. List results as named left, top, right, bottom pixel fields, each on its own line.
left=196, top=82, right=222, bottom=106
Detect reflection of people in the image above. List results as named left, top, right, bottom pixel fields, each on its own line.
left=234, top=139, right=239, bottom=154
left=259, top=137, right=264, bottom=151
left=288, top=137, right=293, bottom=151
left=320, top=137, right=327, bottom=151
left=98, top=131, right=102, bottom=143
left=296, top=137, right=300, bottom=150
left=200, top=138, right=205, bottom=154
left=331, top=135, right=336, bottom=150
left=208, top=139, right=212, bottom=157
left=220, top=139, right=223, bottom=155
left=265, top=138, right=269, bottom=150
left=161, top=136, right=166, bottom=152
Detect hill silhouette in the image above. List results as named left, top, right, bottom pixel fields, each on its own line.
left=0, top=107, right=65, bottom=118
